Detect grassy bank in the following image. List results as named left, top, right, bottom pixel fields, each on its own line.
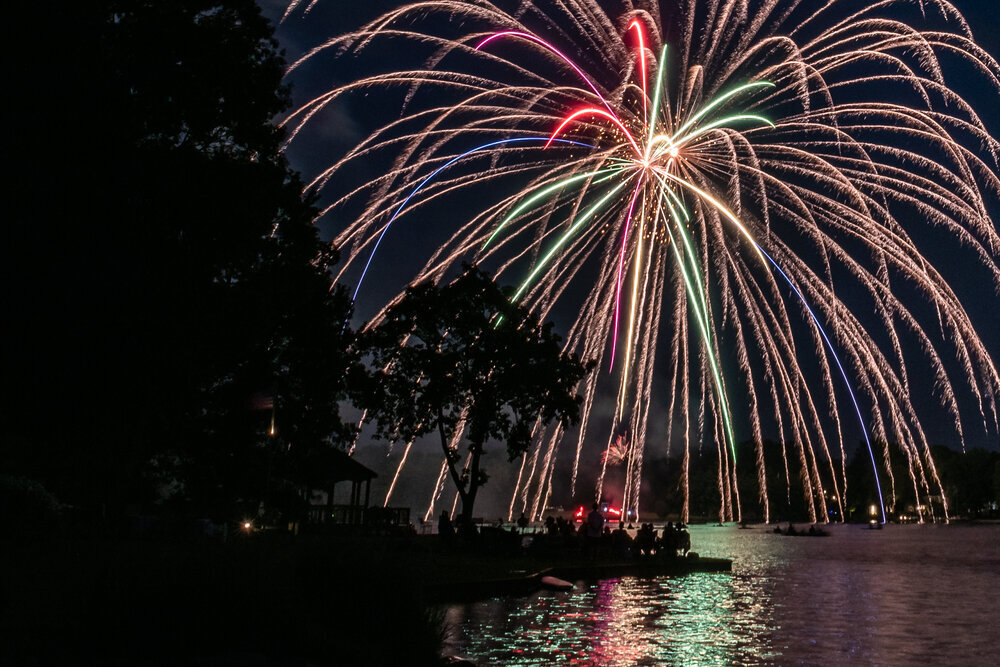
left=1, top=533, right=447, bottom=666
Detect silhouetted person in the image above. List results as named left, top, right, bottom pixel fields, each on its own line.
left=586, top=503, right=605, bottom=539
left=585, top=503, right=604, bottom=555
left=663, top=522, right=678, bottom=556
left=517, top=512, right=529, bottom=532
left=559, top=516, right=576, bottom=547
left=456, top=514, right=478, bottom=540
left=637, top=523, right=656, bottom=556
left=438, top=510, right=455, bottom=544
left=611, top=521, right=633, bottom=556
left=678, top=525, right=691, bottom=555
left=577, top=520, right=588, bottom=545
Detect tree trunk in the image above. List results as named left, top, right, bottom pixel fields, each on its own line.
left=460, top=440, right=484, bottom=526
left=437, top=408, right=469, bottom=512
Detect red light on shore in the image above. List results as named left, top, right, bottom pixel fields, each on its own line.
left=574, top=504, right=622, bottom=521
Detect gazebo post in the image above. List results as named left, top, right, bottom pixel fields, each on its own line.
left=327, top=482, right=335, bottom=524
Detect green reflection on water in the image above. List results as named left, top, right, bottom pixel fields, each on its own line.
left=447, top=525, right=1000, bottom=665
left=448, top=571, right=779, bottom=666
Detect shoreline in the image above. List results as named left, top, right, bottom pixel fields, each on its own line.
left=0, top=532, right=727, bottom=664
left=424, top=553, right=732, bottom=603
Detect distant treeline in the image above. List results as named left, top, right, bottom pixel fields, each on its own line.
left=635, top=441, right=1000, bottom=523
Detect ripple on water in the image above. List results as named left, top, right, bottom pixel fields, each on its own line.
left=444, top=524, right=1000, bottom=666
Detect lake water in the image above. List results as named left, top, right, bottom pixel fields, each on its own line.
left=444, top=523, right=1000, bottom=665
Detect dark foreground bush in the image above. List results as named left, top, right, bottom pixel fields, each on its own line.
left=0, top=535, right=448, bottom=666
left=0, top=474, right=60, bottom=541
left=294, top=545, right=447, bottom=666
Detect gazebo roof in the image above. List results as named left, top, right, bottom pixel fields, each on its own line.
left=327, top=448, right=378, bottom=483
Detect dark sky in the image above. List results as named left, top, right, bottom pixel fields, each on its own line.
left=258, top=0, right=999, bottom=514
left=261, top=0, right=1000, bottom=66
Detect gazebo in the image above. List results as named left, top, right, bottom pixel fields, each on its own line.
left=308, top=449, right=378, bottom=525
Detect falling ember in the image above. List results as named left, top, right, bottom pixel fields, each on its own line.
left=282, top=1, right=1000, bottom=525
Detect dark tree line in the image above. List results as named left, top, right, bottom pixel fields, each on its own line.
left=4, top=2, right=358, bottom=523
left=2, top=2, right=589, bottom=529
left=642, top=440, right=1000, bottom=522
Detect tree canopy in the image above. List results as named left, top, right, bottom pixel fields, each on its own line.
left=359, top=266, right=592, bottom=526
left=4, top=1, right=357, bottom=521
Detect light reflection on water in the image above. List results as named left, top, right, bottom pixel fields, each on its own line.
left=444, top=524, right=1000, bottom=665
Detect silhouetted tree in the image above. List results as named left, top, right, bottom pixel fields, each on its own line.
left=4, top=1, right=356, bottom=521
left=359, top=266, right=591, bottom=527
left=930, top=445, right=1000, bottom=518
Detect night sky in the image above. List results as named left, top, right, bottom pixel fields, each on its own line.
left=257, top=0, right=1000, bottom=514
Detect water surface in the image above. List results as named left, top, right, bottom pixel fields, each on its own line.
left=444, top=524, right=1000, bottom=665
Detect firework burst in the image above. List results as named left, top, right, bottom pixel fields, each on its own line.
left=602, top=433, right=630, bottom=467
left=281, top=0, right=1000, bottom=524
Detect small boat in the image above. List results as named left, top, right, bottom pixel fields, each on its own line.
left=540, top=575, right=574, bottom=591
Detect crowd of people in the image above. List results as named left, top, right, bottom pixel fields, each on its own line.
left=438, top=504, right=693, bottom=559
left=632, top=521, right=691, bottom=557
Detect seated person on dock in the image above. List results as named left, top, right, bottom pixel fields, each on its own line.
left=636, top=523, right=657, bottom=556
left=678, top=525, right=691, bottom=556
left=611, top=521, right=633, bottom=556
left=661, top=522, right=678, bottom=556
